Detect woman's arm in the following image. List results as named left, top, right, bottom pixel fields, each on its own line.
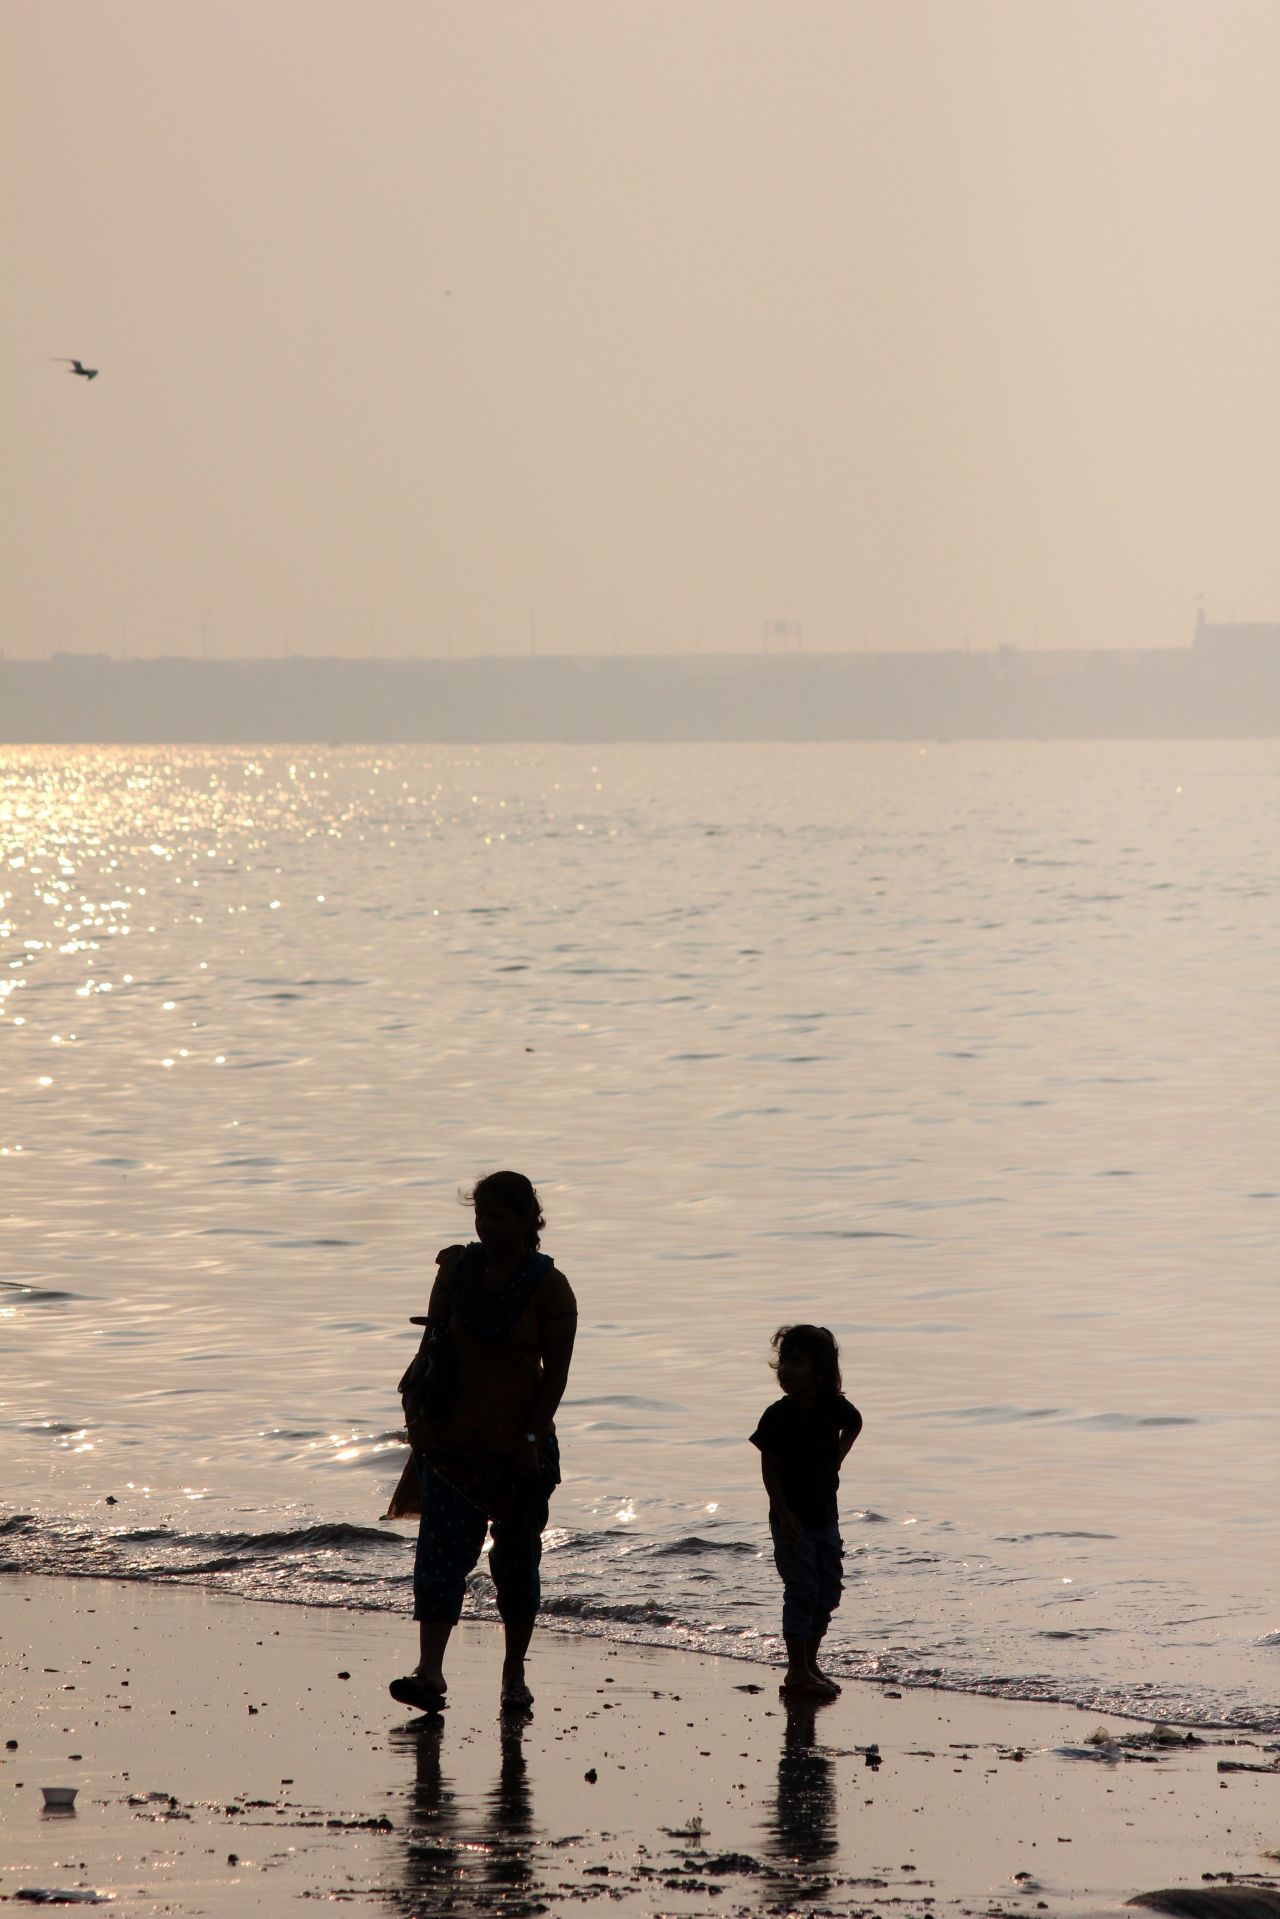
left=527, top=1310, right=577, bottom=1438
left=425, top=1246, right=464, bottom=1323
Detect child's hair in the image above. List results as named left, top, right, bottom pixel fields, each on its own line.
left=462, top=1170, right=546, bottom=1248
left=770, top=1323, right=842, bottom=1395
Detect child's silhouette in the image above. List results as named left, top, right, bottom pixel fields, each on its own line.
left=750, top=1324, right=862, bottom=1696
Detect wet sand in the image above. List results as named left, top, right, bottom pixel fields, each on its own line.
left=2, top=1574, right=1277, bottom=1915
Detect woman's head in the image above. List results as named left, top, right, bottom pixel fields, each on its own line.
left=464, top=1170, right=545, bottom=1255
left=770, top=1323, right=842, bottom=1399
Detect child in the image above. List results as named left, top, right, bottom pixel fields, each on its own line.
left=750, top=1324, right=862, bottom=1696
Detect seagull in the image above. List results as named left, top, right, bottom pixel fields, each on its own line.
left=50, top=358, right=99, bottom=380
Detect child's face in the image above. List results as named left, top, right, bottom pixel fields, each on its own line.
left=776, top=1346, right=819, bottom=1401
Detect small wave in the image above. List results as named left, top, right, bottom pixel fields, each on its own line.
left=764, top=1229, right=912, bottom=1241
left=5, top=1514, right=405, bottom=1561
left=1073, top=1413, right=1198, bottom=1430
left=926, top=1405, right=1064, bottom=1424
left=0, top=1281, right=78, bottom=1304
left=169, top=1557, right=247, bottom=1575
left=1035, top=1629, right=1113, bottom=1641
left=542, top=1595, right=676, bottom=1627
left=196, top=1226, right=277, bottom=1238
left=998, top=1531, right=1118, bottom=1543
left=647, top=1536, right=759, bottom=1559
left=184, top=1522, right=403, bottom=1555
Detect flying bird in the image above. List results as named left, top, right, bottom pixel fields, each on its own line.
left=50, top=358, right=99, bottom=380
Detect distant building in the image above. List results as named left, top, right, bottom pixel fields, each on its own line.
left=1194, top=607, right=1280, bottom=659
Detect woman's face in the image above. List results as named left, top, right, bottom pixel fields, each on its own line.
left=474, top=1197, right=529, bottom=1260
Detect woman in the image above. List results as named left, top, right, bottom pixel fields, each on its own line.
left=388, top=1170, right=577, bottom=1713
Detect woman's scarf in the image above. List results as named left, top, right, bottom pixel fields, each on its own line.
left=452, top=1242, right=551, bottom=1343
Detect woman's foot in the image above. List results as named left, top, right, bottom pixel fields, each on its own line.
left=500, top=1663, right=534, bottom=1712
left=389, top=1669, right=447, bottom=1712
left=810, top=1666, right=842, bottom=1695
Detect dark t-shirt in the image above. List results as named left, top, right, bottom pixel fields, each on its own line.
left=749, top=1393, right=863, bottom=1528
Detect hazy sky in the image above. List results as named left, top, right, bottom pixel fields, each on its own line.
left=5, top=1, right=1279, bottom=659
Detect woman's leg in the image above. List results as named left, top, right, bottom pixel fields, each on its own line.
left=488, top=1473, right=552, bottom=1701
left=500, top=1614, right=535, bottom=1690
left=409, top=1465, right=489, bottom=1691
left=416, top=1618, right=456, bottom=1691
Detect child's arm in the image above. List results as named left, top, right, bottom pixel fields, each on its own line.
left=836, top=1412, right=867, bottom=1466
left=758, top=1449, right=803, bottom=1542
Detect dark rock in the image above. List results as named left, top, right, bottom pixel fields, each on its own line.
left=1129, top=1890, right=1280, bottom=1919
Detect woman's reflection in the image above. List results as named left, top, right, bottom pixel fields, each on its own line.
left=390, top=1711, right=538, bottom=1916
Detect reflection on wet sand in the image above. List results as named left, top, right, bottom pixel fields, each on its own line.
left=763, top=1694, right=839, bottom=1897
left=391, top=1712, right=539, bottom=1916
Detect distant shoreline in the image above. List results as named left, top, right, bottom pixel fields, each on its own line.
left=3, top=643, right=1277, bottom=742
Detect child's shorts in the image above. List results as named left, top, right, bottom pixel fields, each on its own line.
left=770, top=1517, right=844, bottom=1641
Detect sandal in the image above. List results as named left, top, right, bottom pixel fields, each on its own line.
left=389, top=1673, right=447, bottom=1713
left=500, top=1678, right=534, bottom=1712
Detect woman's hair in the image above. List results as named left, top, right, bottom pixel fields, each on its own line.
left=770, top=1323, right=842, bottom=1395
left=462, top=1170, right=546, bottom=1249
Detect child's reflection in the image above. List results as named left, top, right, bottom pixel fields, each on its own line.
left=765, top=1695, right=838, bottom=1882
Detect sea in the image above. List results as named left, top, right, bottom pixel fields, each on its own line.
left=2, top=739, right=1277, bottom=1733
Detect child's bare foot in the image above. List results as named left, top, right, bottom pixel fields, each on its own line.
left=780, top=1668, right=835, bottom=1696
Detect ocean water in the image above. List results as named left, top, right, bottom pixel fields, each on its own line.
left=2, top=739, right=1277, bottom=1731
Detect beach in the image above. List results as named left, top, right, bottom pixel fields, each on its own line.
left=2, top=1575, right=1277, bottom=1916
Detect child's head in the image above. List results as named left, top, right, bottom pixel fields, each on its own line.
left=770, top=1323, right=842, bottom=1400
